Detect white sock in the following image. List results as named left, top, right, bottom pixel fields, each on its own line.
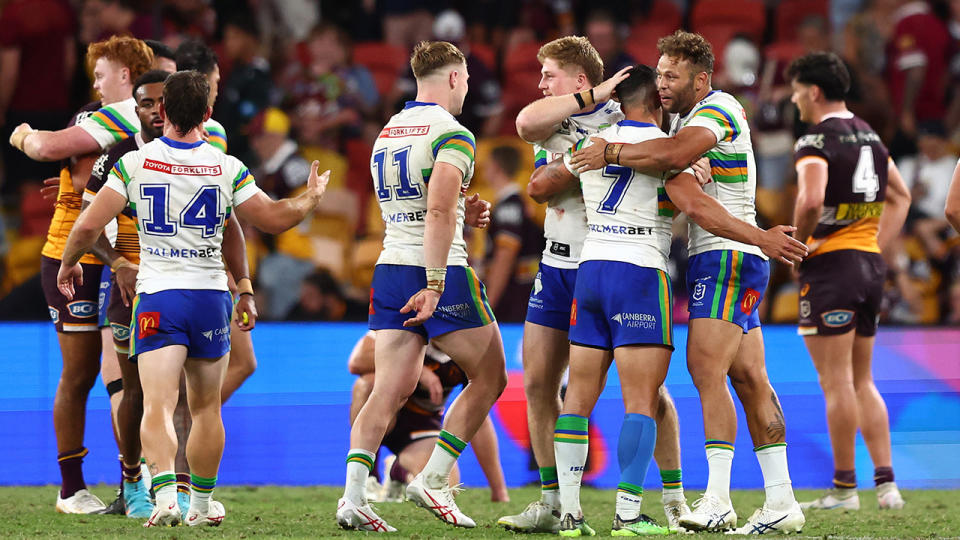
left=153, top=471, right=177, bottom=512
left=662, top=488, right=686, bottom=505
left=344, top=448, right=375, bottom=504
left=542, top=489, right=560, bottom=510
left=705, top=447, right=733, bottom=502
left=756, top=445, right=796, bottom=510
left=616, top=490, right=642, bottom=521
left=421, top=447, right=457, bottom=489
left=555, top=441, right=588, bottom=517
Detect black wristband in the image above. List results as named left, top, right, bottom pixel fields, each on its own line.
left=574, top=92, right=586, bottom=109
left=588, top=88, right=595, bottom=105
left=238, top=292, right=254, bottom=297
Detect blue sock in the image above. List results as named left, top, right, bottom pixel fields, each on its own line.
left=616, top=414, right=657, bottom=520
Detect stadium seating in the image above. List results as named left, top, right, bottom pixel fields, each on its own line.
left=499, top=41, right=546, bottom=136
left=775, top=0, right=829, bottom=43
left=352, top=42, right=409, bottom=99
left=690, top=0, right=766, bottom=44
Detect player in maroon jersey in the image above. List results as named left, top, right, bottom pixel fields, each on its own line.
left=789, top=52, right=912, bottom=511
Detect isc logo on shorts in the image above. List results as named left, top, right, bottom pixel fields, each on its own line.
left=822, top=310, right=854, bottom=327
left=138, top=311, right=161, bottom=338
left=48, top=306, right=60, bottom=323
left=111, top=323, right=131, bottom=341
left=67, top=301, right=97, bottom=318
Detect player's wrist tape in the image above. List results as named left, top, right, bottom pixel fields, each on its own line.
left=604, top=143, right=624, bottom=165
left=573, top=88, right=596, bottom=110
left=110, top=257, right=134, bottom=271
left=237, top=277, right=254, bottom=296
left=425, top=267, right=446, bottom=294
left=10, top=129, right=33, bottom=152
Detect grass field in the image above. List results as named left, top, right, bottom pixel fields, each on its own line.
left=1, top=486, right=955, bottom=538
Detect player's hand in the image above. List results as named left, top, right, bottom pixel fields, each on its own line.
left=758, top=225, right=808, bottom=266
left=114, top=263, right=139, bottom=307
left=570, top=137, right=609, bottom=173
left=464, top=193, right=491, bottom=228
left=9, top=122, right=35, bottom=150
left=418, top=366, right=443, bottom=405
left=57, top=262, right=83, bottom=300
left=200, top=127, right=211, bottom=143
left=691, top=156, right=712, bottom=186
left=592, top=66, right=633, bottom=103
left=305, top=160, right=331, bottom=205
left=40, top=177, right=60, bottom=201
left=400, top=288, right=441, bottom=326
left=235, top=294, right=257, bottom=331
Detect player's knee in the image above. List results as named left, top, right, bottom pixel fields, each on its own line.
left=686, top=358, right=725, bottom=388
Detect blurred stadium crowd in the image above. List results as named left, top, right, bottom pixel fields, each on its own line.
left=0, top=0, right=958, bottom=324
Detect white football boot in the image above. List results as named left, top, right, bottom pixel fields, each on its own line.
left=405, top=473, right=475, bottom=528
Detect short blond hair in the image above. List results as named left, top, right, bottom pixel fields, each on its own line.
left=537, top=36, right=604, bottom=87
left=410, top=41, right=466, bottom=79
left=87, top=35, right=154, bottom=82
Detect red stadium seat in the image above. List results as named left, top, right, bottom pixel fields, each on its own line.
left=352, top=42, right=408, bottom=98
left=469, top=42, right=497, bottom=72
left=690, top=0, right=766, bottom=44
left=775, top=0, right=828, bottom=42
left=625, top=25, right=675, bottom=68
left=500, top=41, right=546, bottom=136
left=632, top=0, right=682, bottom=32
left=764, top=40, right=805, bottom=65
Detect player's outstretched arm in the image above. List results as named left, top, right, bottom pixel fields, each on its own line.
left=400, top=162, right=463, bottom=327
left=235, top=161, right=330, bottom=234
left=666, top=171, right=807, bottom=265
left=516, top=66, right=632, bottom=143
left=9, top=124, right=101, bottom=162
left=570, top=126, right=717, bottom=174
left=58, top=188, right=128, bottom=299
left=878, top=160, right=912, bottom=252
left=946, top=161, right=960, bottom=233
left=222, top=214, right=256, bottom=330
left=527, top=157, right=579, bottom=203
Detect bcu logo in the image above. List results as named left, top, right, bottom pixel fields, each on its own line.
left=822, top=309, right=853, bottom=327
left=67, top=301, right=97, bottom=318
left=111, top=323, right=130, bottom=341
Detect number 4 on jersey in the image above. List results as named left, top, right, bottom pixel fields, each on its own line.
left=852, top=145, right=879, bottom=202
left=140, top=184, right=224, bottom=238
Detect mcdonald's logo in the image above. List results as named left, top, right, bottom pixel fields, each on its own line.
left=569, top=298, right=577, bottom=326
left=138, top=311, right=160, bottom=339
left=740, top=288, right=760, bottom=315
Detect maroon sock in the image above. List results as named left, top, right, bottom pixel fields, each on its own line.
left=58, top=447, right=89, bottom=498
left=832, top=469, right=857, bottom=490
left=372, top=448, right=381, bottom=482
left=390, top=458, right=409, bottom=483
left=874, top=466, right=894, bottom=486
left=122, top=462, right=141, bottom=484
left=176, top=473, right=191, bottom=494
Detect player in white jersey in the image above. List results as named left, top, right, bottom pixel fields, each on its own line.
left=571, top=31, right=808, bottom=533
left=499, top=36, right=689, bottom=534
left=337, top=41, right=507, bottom=533
left=57, top=71, right=330, bottom=527
left=530, top=65, right=807, bottom=538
